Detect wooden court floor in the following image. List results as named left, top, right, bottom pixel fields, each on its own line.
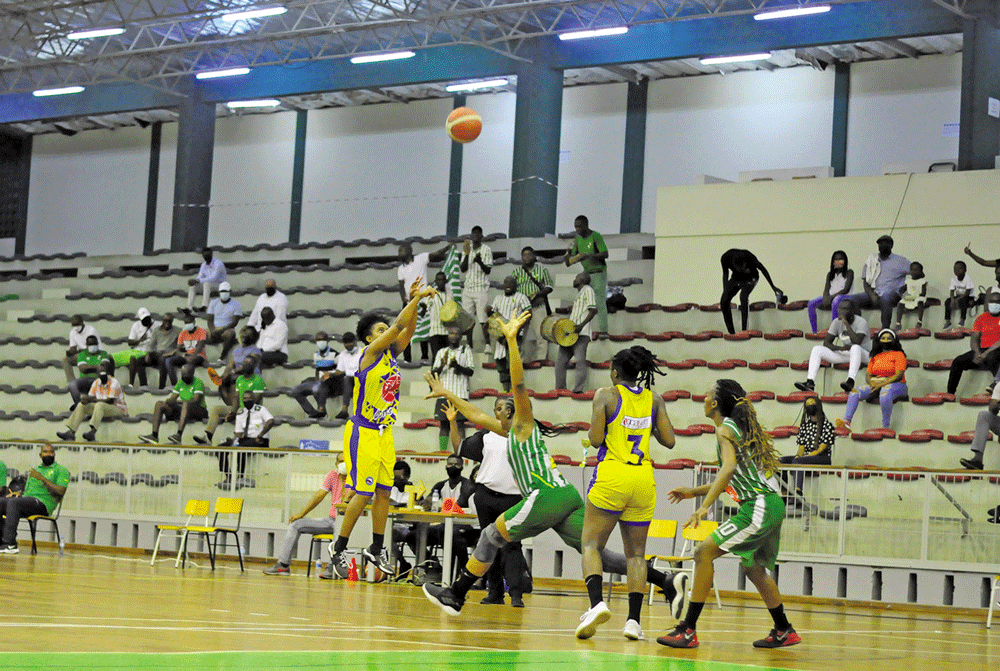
left=0, top=549, right=995, bottom=671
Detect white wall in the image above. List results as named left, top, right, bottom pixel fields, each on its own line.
left=26, top=127, right=151, bottom=256
left=846, top=53, right=962, bottom=176
left=457, top=91, right=515, bottom=239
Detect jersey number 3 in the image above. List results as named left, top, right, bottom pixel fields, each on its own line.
left=627, top=434, right=644, bottom=465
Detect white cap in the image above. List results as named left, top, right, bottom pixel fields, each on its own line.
left=219, top=281, right=231, bottom=291
left=136, top=307, right=151, bottom=319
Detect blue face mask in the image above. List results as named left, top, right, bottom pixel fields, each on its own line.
left=989, top=303, right=1000, bottom=316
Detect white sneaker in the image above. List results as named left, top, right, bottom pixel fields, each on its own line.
left=622, top=619, right=644, bottom=640
left=575, top=601, right=611, bottom=639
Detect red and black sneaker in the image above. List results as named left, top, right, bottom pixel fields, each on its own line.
left=656, top=624, right=699, bottom=648
left=752, top=627, right=801, bottom=648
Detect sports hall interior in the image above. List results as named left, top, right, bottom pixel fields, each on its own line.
left=0, top=1, right=998, bottom=670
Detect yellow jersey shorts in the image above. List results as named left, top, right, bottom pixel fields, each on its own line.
left=344, top=418, right=396, bottom=496
left=586, top=459, right=656, bottom=524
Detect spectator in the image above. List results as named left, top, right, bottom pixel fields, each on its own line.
left=838, top=235, right=910, bottom=330
left=139, top=364, right=208, bottom=445
left=958, top=384, right=1000, bottom=470
left=194, top=358, right=265, bottom=447
left=120, top=307, right=158, bottom=386
left=565, top=215, right=609, bottom=337
left=779, top=396, right=834, bottom=504
left=806, top=251, right=853, bottom=334
left=210, top=326, right=262, bottom=407
left=486, top=276, right=531, bottom=392
left=165, top=314, right=208, bottom=384
left=947, top=290, right=1000, bottom=396
left=186, top=247, right=226, bottom=313
left=247, top=278, right=288, bottom=330
left=205, top=281, right=242, bottom=361
left=964, top=242, right=999, bottom=276
left=333, top=332, right=362, bottom=420
left=513, top=246, right=554, bottom=362
left=430, top=326, right=474, bottom=452
left=893, top=261, right=927, bottom=331
left=426, top=271, right=453, bottom=361
left=263, top=453, right=349, bottom=576
left=944, top=260, right=975, bottom=329
left=257, top=307, right=289, bottom=368
left=214, top=391, right=274, bottom=491
left=57, top=362, right=128, bottom=442
left=0, top=444, right=69, bottom=554
left=68, top=334, right=112, bottom=408
left=398, top=242, right=450, bottom=362
left=460, top=226, right=493, bottom=352
left=62, top=315, right=102, bottom=384
left=836, top=329, right=908, bottom=432
left=130, top=313, right=180, bottom=389
left=291, top=331, right=340, bottom=419
left=795, top=299, right=871, bottom=393
left=555, top=272, right=598, bottom=394
left=718, top=248, right=785, bottom=335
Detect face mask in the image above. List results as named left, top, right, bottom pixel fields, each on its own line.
left=446, top=467, right=462, bottom=478
left=220, top=292, right=230, bottom=301
left=804, top=404, right=818, bottom=416
left=141, top=317, right=153, bottom=327
left=337, top=462, right=347, bottom=476
left=87, top=344, right=99, bottom=354
left=99, top=373, right=109, bottom=383
left=244, top=398, right=255, bottom=409
left=317, top=341, right=328, bottom=351
left=186, top=322, right=196, bottom=332
left=182, top=376, right=193, bottom=385
left=989, top=303, right=1000, bottom=316
left=265, top=287, right=276, bottom=297
left=41, top=455, right=55, bottom=467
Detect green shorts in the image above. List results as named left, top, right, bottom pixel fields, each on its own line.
left=502, top=485, right=584, bottom=552
left=711, top=492, right=785, bottom=570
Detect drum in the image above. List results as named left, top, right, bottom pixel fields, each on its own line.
left=440, top=300, right=475, bottom=333
left=487, top=314, right=504, bottom=338
left=540, top=315, right=579, bottom=347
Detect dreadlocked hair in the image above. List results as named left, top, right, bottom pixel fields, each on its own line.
left=612, top=345, right=665, bottom=389
left=715, top=379, right=780, bottom=474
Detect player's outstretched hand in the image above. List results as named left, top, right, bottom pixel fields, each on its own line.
left=499, top=309, right=530, bottom=340
left=423, top=372, right=447, bottom=399
left=683, top=508, right=706, bottom=530
left=443, top=401, right=458, bottom=422
left=667, top=486, right=693, bottom=504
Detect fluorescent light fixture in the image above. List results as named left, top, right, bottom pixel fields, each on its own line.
left=226, top=99, right=281, bottom=108
left=222, top=7, right=287, bottom=22
left=559, top=26, right=628, bottom=41
left=67, top=27, right=125, bottom=40
left=196, top=67, right=251, bottom=80
left=755, top=5, right=831, bottom=21
left=32, top=86, right=85, bottom=97
left=445, top=79, right=508, bottom=93
left=350, top=51, right=416, bottom=64
left=700, top=53, right=772, bottom=65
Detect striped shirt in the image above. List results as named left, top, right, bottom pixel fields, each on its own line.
left=431, top=344, right=474, bottom=398
left=570, top=285, right=597, bottom=339
left=512, top=265, right=553, bottom=302
left=88, top=376, right=128, bottom=413
left=507, top=425, right=569, bottom=495
left=490, top=291, right=531, bottom=359
left=462, top=243, right=493, bottom=293
left=716, top=418, right=780, bottom=501
left=427, top=287, right=452, bottom=338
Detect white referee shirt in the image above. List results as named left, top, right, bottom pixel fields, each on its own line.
left=490, top=291, right=531, bottom=359
left=476, top=432, right=521, bottom=496
left=570, top=284, right=598, bottom=340
left=431, top=344, right=474, bottom=399
left=235, top=404, right=274, bottom=439
left=463, top=244, right=493, bottom=293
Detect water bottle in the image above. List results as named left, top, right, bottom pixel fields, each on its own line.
left=315, top=558, right=323, bottom=573
left=58, top=535, right=65, bottom=556
left=432, top=490, right=441, bottom=512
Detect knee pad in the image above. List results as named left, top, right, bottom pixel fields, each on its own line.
left=472, top=523, right=506, bottom=565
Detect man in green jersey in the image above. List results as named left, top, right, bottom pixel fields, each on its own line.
left=0, top=444, right=69, bottom=553
left=194, top=358, right=265, bottom=447
left=565, top=215, right=609, bottom=337
left=139, top=364, right=208, bottom=445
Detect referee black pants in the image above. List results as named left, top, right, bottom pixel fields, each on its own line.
left=473, top=486, right=528, bottom=596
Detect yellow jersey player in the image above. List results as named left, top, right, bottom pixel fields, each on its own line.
left=577, top=346, right=680, bottom=641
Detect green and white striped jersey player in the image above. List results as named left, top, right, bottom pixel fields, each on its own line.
left=421, top=309, right=686, bottom=620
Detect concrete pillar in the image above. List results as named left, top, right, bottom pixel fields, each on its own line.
left=959, top=14, right=1000, bottom=170
left=171, top=92, right=216, bottom=252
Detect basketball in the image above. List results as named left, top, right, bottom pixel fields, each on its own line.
left=446, top=107, right=482, bottom=143
left=366, top=561, right=389, bottom=583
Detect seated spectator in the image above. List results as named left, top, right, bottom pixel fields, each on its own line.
left=194, top=358, right=265, bottom=447
left=944, top=260, right=975, bottom=329
left=130, top=313, right=180, bottom=389
left=333, top=332, right=362, bottom=420
left=122, top=308, right=158, bottom=386
left=946, top=291, right=1000, bottom=397
left=291, top=331, right=340, bottom=419
left=263, top=453, right=351, bottom=576
left=555, top=272, right=598, bottom=394
left=893, top=261, right=927, bottom=330
left=186, top=247, right=226, bottom=313
left=836, top=329, right=908, bottom=432
left=58, top=362, right=128, bottom=442
left=807, top=251, right=853, bottom=334
left=836, top=235, right=909, bottom=330
left=205, top=281, right=242, bottom=362
left=139, top=364, right=208, bottom=445
left=165, top=314, right=208, bottom=383
left=257, top=307, right=289, bottom=368
left=215, top=390, right=274, bottom=491
left=210, top=326, right=262, bottom=406
left=958, top=384, right=1000, bottom=470
left=779, top=396, right=834, bottom=504
left=795, top=300, right=871, bottom=393
left=0, top=444, right=69, bottom=554
left=718, top=248, right=785, bottom=335
left=430, top=327, right=474, bottom=451
left=62, top=315, right=102, bottom=384
left=486, top=276, right=532, bottom=392
left=69, top=335, right=112, bottom=408
left=247, top=278, right=288, bottom=330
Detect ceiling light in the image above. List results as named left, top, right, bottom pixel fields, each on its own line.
left=700, top=53, right=772, bottom=65
left=226, top=99, right=281, bottom=108
left=32, top=86, right=85, bottom=97
left=755, top=5, right=831, bottom=21
left=350, top=51, right=416, bottom=64
left=559, top=27, right=628, bottom=41
left=67, top=27, right=125, bottom=40
left=222, top=7, right=287, bottom=22
left=196, top=67, right=251, bottom=80
left=445, top=79, right=508, bottom=93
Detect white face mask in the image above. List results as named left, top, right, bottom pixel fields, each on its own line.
left=186, top=322, right=196, bottom=332
left=337, top=462, right=347, bottom=476
left=316, top=340, right=328, bottom=351
left=989, top=303, right=1000, bottom=316
left=220, top=291, right=230, bottom=301
left=87, top=344, right=99, bottom=354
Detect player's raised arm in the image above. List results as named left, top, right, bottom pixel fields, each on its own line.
left=499, top=309, right=533, bottom=439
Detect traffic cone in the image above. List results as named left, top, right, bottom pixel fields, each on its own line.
left=347, top=557, right=359, bottom=582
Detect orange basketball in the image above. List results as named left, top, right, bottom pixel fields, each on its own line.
left=446, top=107, right=482, bottom=143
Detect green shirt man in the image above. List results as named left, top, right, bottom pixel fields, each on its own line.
left=0, top=444, right=70, bottom=553
left=175, top=377, right=207, bottom=408
left=235, top=374, right=266, bottom=407
left=566, top=215, right=609, bottom=334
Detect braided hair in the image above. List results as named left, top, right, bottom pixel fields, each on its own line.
left=715, top=379, right=779, bottom=474
left=612, top=345, right=665, bottom=389
left=497, top=395, right=570, bottom=437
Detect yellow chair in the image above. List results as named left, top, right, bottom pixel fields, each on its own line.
left=24, top=500, right=62, bottom=555
left=647, top=520, right=722, bottom=608
left=181, top=497, right=244, bottom=571
left=307, top=533, right=336, bottom=577
left=150, top=499, right=210, bottom=567
left=605, top=519, right=679, bottom=601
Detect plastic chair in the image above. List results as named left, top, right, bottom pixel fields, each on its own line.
left=150, top=499, right=210, bottom=567
left=24, top=500, right=62, bottom=555
left=181, top=497, right=244, bottom=571
left=307, top=533, right=335, bottom=577
left=641, top=519, right=679, bottom=604
left=648, top=520, right=723, bottom=609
